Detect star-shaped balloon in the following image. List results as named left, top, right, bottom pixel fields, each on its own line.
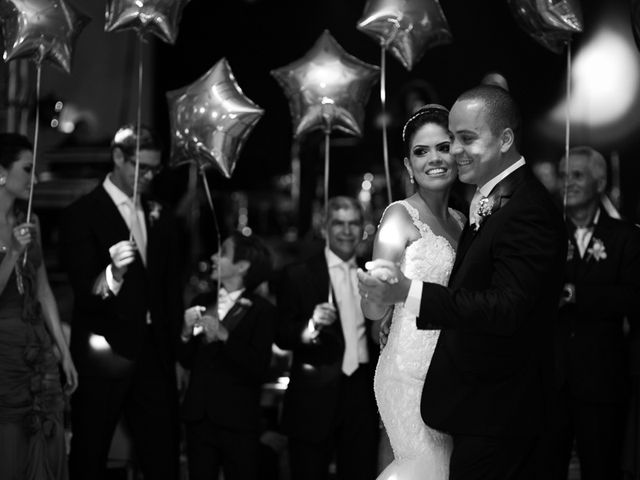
left=167, top=57, right=264, bottom=179
left=357, top=0, right=452, bottom=71
left=0, top=0, right=90, bottom=73
left=508, top=0, right=583, bottom=54
left=271, top=30, right=380, bottom=139
left=105, top=0, right=190, bottom=44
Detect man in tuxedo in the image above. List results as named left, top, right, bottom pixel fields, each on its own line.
left=359, top=85, right=566, bottom=479
left=552, top=146, right=640, bottom=480
left=276, top=196, right=379, bottom=480
left=178, top=232, right=276, bottom=480
left=60, top=125, right=184, bottom=479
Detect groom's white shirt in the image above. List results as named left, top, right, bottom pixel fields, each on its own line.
left=404, top=157, right=526, bottom=317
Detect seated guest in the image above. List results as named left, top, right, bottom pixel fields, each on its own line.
left=179, top=232, right=276, bottom=480
left=276, top=196, right=379, bottom=480
left=552, top=146, right=640, bottom=480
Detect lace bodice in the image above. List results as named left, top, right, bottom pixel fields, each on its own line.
left=374, top=200, right=461, bottom=477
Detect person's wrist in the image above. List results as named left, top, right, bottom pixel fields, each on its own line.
left=111, top=264, right=124, bottom=282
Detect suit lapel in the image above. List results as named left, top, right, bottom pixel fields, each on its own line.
left=449, top=167, right=528, bottom=284
left=221, top=294, right=252, bottom=334
left=93, top=186, right=131, bottom=245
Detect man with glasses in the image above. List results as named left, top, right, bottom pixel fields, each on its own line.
left=60, top=125, right=184, bottom=480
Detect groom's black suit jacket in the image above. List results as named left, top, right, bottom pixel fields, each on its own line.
left=59, top=185, right=184, bottom=378
left=418, top=166, right=566, bottom=437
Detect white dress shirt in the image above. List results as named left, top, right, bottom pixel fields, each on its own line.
left=405, top=157, right=527, bottom=317
left=218, top=287, right=244, bottom=319
left=325, top=248, right=368, bottom=375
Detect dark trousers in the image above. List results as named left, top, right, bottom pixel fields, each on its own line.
left=185, top=419, right=260, bottom=480
left=552, top=388, right=624, bottom=480
left=449, top=434, right=538, bottom=480
left=69, top=334, right=179, bottom=480
left=288, top=366, right=379, bottom=480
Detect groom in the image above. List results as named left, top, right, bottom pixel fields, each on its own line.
left=359, top=85, right=566, bottom=479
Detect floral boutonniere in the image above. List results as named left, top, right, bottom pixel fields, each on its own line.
left=147, top=201, right=162, bottom=226
left=473, top=196, right=496, bottom=231
left=586, top=237, right=607, bottom=262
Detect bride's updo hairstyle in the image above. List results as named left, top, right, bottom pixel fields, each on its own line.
left=401, top=104, right=450, bottom=156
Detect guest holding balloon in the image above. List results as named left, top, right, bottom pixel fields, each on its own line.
left=0, top=133, right=77, bottom=480
left=59, top=125, right=184, bottom=480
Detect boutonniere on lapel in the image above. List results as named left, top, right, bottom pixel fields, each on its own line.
left=473, top=196, right=496, bottom=231
left=586, top=237, right=607, bottom=262
left=147, top=201, right=162, bottom=226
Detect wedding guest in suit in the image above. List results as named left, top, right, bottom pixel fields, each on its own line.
left=178, top=231, right=276, bottom=480
left=552, top=146, right=640, bottom=480
left=0, top=133, right=78, bottom=480
left=59, top=125, right=184, bottom=480
left=360, top=85, right=567, bottom=479
left=276, top=196, right=379, bottom=480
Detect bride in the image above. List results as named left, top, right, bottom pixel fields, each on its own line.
left=362, top=104, right=464, bottom=479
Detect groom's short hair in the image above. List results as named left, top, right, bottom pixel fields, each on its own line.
left=324, top=196, right=364, bottom=224
left=457, top=85, right=521, bottom=141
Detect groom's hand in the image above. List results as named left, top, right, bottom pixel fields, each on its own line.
left=357, top=259, right=410, bottom=306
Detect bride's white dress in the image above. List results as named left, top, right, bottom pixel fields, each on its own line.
left=374, top=200, right=462, bottom=480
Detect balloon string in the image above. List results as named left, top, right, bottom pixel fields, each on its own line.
left=25, top=61, right=41, bottom=224
left=324, top=130, right=330, bottom=214
left=199, top=165, right=221, bottom=296
left=380, top=46, right=392, bottom=204
left=22, top=61, right=41, bottom=269
left=130, top=35, right=144, bottom=242
left=323, top=129, right=333, bottom=303
left=562, top=41, right=572, bottom=220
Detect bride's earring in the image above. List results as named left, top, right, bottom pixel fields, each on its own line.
left=409, top=173, right=414, bottom=184
left=0, top=177, right=6, bottom=186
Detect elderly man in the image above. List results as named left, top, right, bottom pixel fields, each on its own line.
left=552, top=146, right=640, bottom=480
left=276, top=196, right=379, bottom=480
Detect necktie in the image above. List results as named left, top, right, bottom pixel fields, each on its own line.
left=337, top=261, right=361, bottom=376
left=468, top=188, right=483, bottom=227
left=123, top=199, right=147, bottom=266
left=574, top=226, right=592, bottom=258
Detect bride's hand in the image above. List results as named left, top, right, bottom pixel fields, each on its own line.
left=368, top=265, right=398, bottom=284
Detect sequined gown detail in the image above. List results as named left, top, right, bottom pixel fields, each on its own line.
left=374, top=201, right=460, bottom=480
left=0, top=230, right=67, bottom=480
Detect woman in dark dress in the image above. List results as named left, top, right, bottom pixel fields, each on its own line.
left=0, top=133, right=78, bottom=480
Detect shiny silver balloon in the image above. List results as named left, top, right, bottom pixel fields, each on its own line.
left=357, top=0, right=452, bottom=71
left=271, top=30, right=380, bottom=139
left=508, top=0, right=583, bottom=54
left=105, top=0, right=190, bottom=44
left=167, top=57, right=264, bottom=179
left=0, top=0, right=90, bottom=73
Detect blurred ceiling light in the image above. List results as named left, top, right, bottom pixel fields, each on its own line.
left=551, top=27, right=639, bottom=127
